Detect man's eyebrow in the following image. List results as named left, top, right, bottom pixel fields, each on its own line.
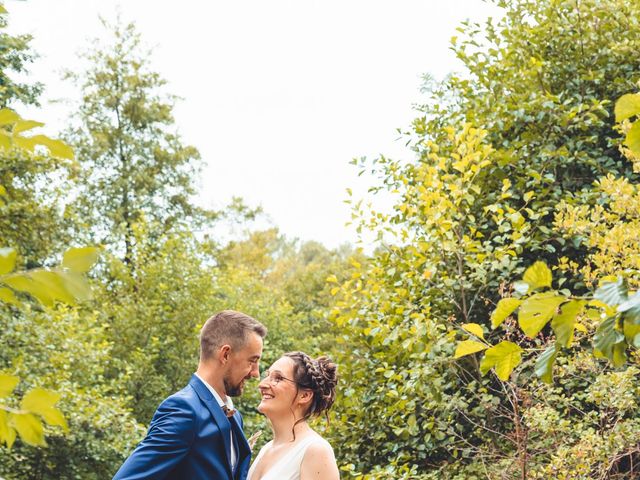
left=250, top=355, right=261, bottom=361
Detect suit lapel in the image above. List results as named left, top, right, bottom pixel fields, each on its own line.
left=188, top=375, right=234, bottom=477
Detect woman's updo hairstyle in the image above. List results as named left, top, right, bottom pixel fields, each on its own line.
left=284, top=351, right=338, bottom=422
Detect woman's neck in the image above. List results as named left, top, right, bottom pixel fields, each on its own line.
left=269, top=414, right=310, bottom=445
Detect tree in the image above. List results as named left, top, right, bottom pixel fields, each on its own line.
left=332, top=0, right=640, bottom=477
left=0, top=5, right=72, bottom=267
left=0, top=3, right=42, bottom=108
left=65, top=19, right=214, bottom=270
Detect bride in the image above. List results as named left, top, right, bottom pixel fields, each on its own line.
left=247, top=351, right=340, bottom=480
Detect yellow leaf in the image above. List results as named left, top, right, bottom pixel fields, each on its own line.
left=491, top=298, right=522, bottom=328
left=523, top=261, right=552, bottom=290
left=0, top=287, right=19, bottom=305
left=0, top=410, right=14, bottom=447
left=21, top=388, right=59, bottom=413
left=480, top=341, right=523, bottom=381
left=9, top=412, right=46, bottom=447
left=0, top=373, right=19, bottom=398
left=519, top=293, right=566, bottom=338
left=0, top=108, right=19, bottom=126
left=575, top=323, right=588, bottom=333
left=461, top=323, right=484, bottom=339
left=615, top=93, right=640, bottom=122
left=62, top=246, right=99, bottom=273
left=12, top=119, right=44, bottom=134
left=454, top=340, right=488, bottom=358
left=21, top=388, right=68, bottom=431
left=0, top=247, right=17, bottom=275
left=0, top=131, right=11, bottom=150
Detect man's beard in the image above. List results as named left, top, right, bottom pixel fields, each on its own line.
left=224, top=376, right=245, bottom=397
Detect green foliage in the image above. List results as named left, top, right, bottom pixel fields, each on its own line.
left=0, top=6, right=42, bottom=108
left=65, top=19, right=214, bottom=267
left=0, top=106, right=101, bottom=453
left=0, top=307, right=144, bottom=479
left=332, top=0, right=640, bottom=477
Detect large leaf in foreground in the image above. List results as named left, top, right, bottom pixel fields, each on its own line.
left=594, top=277, right=626, bottom=306
left=518, top=292, right=565, bottom=338
left=491, top=298, right=521, bottom=329
left=21, top=388, right=67, bottom=431
left=522, top=261, right=552, bottom=291
left=535, top=344, right=557, bottom=384
left=615, top=93, right=640, bottom=122
left=594, top=317, right=626, bottom=367
left=454, top=340, right=488, bottom=358
left=480, top=341, right=523, bottom=381
left=551, top=300, right=585, bottom=347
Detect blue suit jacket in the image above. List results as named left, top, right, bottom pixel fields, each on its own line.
left=113, top=375, right=252, bottom=480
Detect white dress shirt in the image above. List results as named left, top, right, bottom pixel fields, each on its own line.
left=194, top=373, right=237, bottom=469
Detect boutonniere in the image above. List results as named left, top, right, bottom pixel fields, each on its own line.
left=248, top=430, right=262, bottom=451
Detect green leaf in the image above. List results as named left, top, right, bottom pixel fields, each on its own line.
left=0, top=247, right=17, bottom=275
left=0, top=109, right=19, bottom=126
left=594, top=317, right=626, bottom=366
left=534, top=344, right=557, bottom=384
left=21, top=388, right=68, bottom=431
left=62, top=246, right=99, bottom=273
left=479, top=341, right=523, bottom=381
left=491, top=298, right=521, bottom=328
left=0, top=4, right=7, bottom=14
left=522, top=261, right=552, bottom=290
left=454, top=340, right=488, bottom=358
left=594, top=277, right=627, bottom=306
left=461, top=323, right=484, bottom=339
left=634, top=333, right=640, bottom=349
left=618, top=291, right=640, bottom=325
left=624, top=121, right=640, bottom=157
left=0, top=374, right=19, bottom=398
left=9, top=412, right=45, bottom=446
left=551, top=300, right=585, bottom=347
left=615, top=93, right=640, bottom=122
left=0, top=287, right=19, bottom=306
left=518, top=292, right=566, bottom=338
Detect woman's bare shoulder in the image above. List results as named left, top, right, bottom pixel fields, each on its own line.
left=300, top=434, right=339, bottom=480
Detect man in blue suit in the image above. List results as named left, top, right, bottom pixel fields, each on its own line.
left=113, top=310, right=267, bottom=480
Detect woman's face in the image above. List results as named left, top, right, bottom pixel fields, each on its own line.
left=257, top=356, right=301, bottom=416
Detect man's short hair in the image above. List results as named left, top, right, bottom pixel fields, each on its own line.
left=199, top=310, right=267, bottom=360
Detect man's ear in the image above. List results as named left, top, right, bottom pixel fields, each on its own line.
left=218, top=344, right=232, bottom=364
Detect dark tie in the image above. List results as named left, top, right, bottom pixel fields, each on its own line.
left=222, top=405, right=236, bottom=418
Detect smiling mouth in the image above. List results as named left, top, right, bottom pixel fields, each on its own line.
left=261, top=394, right=274, bottom=400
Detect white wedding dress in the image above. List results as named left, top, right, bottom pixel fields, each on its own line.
left=247, top=434, right=329, bottom=480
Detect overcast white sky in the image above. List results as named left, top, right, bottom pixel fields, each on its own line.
left=7, top=0, right=502, bottom=248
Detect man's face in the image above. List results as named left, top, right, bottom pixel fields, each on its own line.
left=223, top=332, right=263, bottom=397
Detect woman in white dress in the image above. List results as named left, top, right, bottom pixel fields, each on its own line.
left=247, top=351, right=340, bottom=480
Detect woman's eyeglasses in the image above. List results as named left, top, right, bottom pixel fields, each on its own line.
left=260, top=371, right=297, bottom=386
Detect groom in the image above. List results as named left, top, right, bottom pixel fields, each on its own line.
left=113, top=310, right=267, bottom=480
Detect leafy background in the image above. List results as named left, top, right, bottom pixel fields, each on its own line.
left=2, top=0, right=640, bottom=478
